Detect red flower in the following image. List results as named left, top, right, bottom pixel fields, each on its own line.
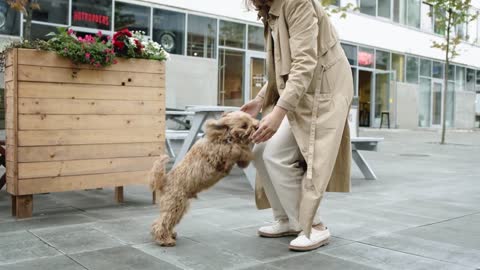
left=114, top=40, right=125, bottom=50
left=96, top=30, right=103, bottom=37
left=85, top=53, right=91, bottom=60
left=134, top=39, right=144, bottom=50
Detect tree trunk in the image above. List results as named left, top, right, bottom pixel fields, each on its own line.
left=441, top=9, right=453, bottom=145
left=23, top=8, right=33, bottom=42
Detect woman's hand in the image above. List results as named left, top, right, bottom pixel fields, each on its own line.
left=240, top=97, right=263, bottom=118
left=251, top=106, right=287, bottom=143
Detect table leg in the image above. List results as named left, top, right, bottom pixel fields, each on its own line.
left=352, top=149, right=377, bottom=180
left=174, top=112, right=209, bottom=167
left=243, top=164, right=256, bottom=189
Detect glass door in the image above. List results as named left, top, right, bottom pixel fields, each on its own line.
left=218, top=49, right=245, bottom=106
left=373, top=70, right=395, bottom=127
left=431, top=79, right=443, bottom=127
left=245, top=52, right=267, bottom=103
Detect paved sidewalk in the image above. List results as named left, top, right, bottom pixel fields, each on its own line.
left=0, top=129, right=479, bottom=270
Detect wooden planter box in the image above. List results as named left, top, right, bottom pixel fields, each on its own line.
left=4, top=49, right=165, bottom=218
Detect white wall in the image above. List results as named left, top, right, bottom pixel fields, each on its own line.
left=143, top=0, right=480, bottom=69
left=165, top=54, right=218, bottom=109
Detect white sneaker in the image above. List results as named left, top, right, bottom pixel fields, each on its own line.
left=289, top=227, right=330, bottom=251
left=258, top=220, right=301, bottom=238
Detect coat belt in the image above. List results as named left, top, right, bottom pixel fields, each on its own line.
left=305, top=46, right=344, bottom=188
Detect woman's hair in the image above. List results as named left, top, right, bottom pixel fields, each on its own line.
left=244, top=0, right=271, bottom=19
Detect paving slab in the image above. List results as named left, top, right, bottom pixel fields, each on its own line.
left=31, top=224, right=126, bottom=254
left=0, top=256, right=85, bottom=270
left=0, top=231, right=60, bottom=265
left=320, top=242, right=471, bottom=270
left=361, top=233, right=480, bottom=268
left=135, top=238, right=258, bottom=270
left=70, top=246, right=181, bottom=270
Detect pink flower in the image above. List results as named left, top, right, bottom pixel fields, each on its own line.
left=113, top=59, right=118, bottom=64
left=67, top=28, right=74, bottom=35
left=85, top=53, right=91, bottom=60
left=106, top=35, right=111, bottom=40
left=95, top=63, right=101, bottom=68
left=96, top=31, right=103, bottom=37
left=78, top=37, right=84, bottom=42
left=102, top=40, right=106, bottom=44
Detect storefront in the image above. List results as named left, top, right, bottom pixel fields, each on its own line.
left=1, top=0, right=480, bottom=129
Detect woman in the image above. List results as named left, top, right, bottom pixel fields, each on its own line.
left=241, top=0, right=353, bottom=251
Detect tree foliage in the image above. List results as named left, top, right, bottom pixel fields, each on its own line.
left=321, top=0, right=359, bottom=18
left=6, top=0, right=41, bottom=42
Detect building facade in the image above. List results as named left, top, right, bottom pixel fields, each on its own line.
left=1, top=0, right=480, bottom=129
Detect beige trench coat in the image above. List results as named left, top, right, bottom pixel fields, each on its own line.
left=254, top=0, right=354, bottom=237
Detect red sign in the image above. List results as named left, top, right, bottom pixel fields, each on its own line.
left=73, top=11, right=110, bottom=26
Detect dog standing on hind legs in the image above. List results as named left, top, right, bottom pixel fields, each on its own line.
left=149, top=111, right=259, bottom=246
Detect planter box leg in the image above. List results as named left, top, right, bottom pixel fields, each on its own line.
left=114, top=186, right=124, bottom=203
left=11, top=196, right=17, bottom=217
left=15, top=195, right=33, bottom=218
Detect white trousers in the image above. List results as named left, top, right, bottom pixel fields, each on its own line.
left=253, top=117, right=321, bottom=231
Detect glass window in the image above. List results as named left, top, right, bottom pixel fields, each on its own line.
left=466, top=68, right=476, bottom=91
left=432, top=61, right=444, bottom=79
left=421, top=2, right=433, bottom=32
left=358, top=47, right=374, bottom=68
left=392, top=53, right=405, bottom=82
left=418, top=78, right=431, bottom=127
left=32, top=0, right=69, bottom=25
left=446, top=81, right=455, bottom=127
left=218, top=49, right=244, bottom=106
left=378, top=0, right=391, bottom=19
left=477, top=70, right=480, bottom=85
left=115, top=2, right=150, bottom=34
left=248, top=25, right=265, bottom=51
left=420, top=59, right=431, bottom=77
left=341, top=43, right=357, bottom=65
left=467, top=10, right=477, bottom=43
left=72, top=0, right=112, bottom=30
left=219, top=20, right=245, bottom=49
left=393, top=0, right=406, bottom=24
left=447, top=64, right=455, bottom=81
left=28, top=23, right=58, bottom=41
left=359, top=0, right=376, bottom=16
left=375, top=50, right=390, bottom=70
left=0, top=2, right=20, bottom=36
left=187, top=15, right=217, bottom=58
left=407, top=0, right=421, bottom=28
left=455, top=23, right=466, bottom=39
left=152, top=9, right=185, bottom=55
left=352, top=68, right=357, bottom=96
left=456, top=66, right=465, bottom=90
left=434, top=7, right=445, bottom=35
left=406, top=56, right=419, bottom=84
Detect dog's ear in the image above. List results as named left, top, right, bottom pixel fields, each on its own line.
left=205, top=119, right=227, bottom=131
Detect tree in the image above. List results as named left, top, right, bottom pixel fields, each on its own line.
left=7, top=0, right=40, bottom=42
left=427, top=0, right=478, bottom=144
left=321, top=0, right=358, bottom=18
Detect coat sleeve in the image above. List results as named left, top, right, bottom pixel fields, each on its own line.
left=276, top=0, right=318, bottom=112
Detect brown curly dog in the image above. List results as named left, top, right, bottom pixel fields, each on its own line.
left=149, top=111, right=259, bottom=246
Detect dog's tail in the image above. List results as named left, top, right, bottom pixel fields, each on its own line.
left=148, top=155, right=170, bottom=191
